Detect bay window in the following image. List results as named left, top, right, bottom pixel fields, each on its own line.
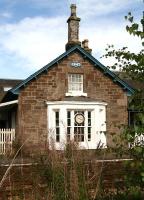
left=47, top=101, right=107, bottom=150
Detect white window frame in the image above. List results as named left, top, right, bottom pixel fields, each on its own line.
left=67, top=110, right=92, bottom=143
left=47, top=101, right=107, bottom=150
left=66, top=74, right=87, bottom=97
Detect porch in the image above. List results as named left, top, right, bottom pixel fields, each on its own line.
left=0, top=100, right=17, bottom=154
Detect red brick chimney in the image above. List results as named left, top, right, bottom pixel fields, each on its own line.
left=66, top=4, right=81, bottom=50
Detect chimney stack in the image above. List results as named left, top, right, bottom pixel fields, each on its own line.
left=66, top=4, right=81, bottom=50
left=82, top=39, right=92, bottom=54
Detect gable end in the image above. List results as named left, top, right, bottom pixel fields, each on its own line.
left=10, top=45, right=135, bottom=96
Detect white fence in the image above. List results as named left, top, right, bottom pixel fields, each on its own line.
left=0, top=129, right=15, bottom=155
left=134, top=134, right=144, bottom=146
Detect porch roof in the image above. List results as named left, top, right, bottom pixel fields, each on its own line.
left=0, top=100, right=18, bottom=111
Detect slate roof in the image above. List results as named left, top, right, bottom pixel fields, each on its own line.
left=9, top=45, right=135, bottom=96
left=0, top=79, right=22, bottom=102
left=0, top=46, right=136, bottom=103
left=115, top=71, right=144, bottom=98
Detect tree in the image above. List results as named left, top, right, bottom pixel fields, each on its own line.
left=104, top=12, right=144, bottom=82
left=103, top=10, right=144, bottom=198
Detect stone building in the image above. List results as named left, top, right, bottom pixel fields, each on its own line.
left=0, top=4, right=135, bottom=154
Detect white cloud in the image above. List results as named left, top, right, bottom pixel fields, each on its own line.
left=0, top=16, right=67, bottom=70
left=80, top=20, right=142, bottom=66
left=81, top=20, right=141, bottom=51
left=0, top=0, right=142, bottom=78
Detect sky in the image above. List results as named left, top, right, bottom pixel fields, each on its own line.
left=0, top=0, right=143, bottom=79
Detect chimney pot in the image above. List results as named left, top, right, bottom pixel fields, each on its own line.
left=82, top=39, right=89, bottom=48
left=71, top=4, right=77, bottom=16
left=82, top=39, right=92, bottom=54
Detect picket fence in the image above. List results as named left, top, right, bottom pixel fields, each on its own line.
left=134, top=133, right=144, bottom=146
left=0, top=129, right=15, bottom=154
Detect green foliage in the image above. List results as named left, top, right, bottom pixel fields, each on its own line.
left=103, top=9, right=144, bottom=199
left=53, top=166, right=65, bottom=200
left=125, top=12, right=144, bottom=40
left=103, top=12, right=144, bottom=82
left=77, top=164, right=89, bottom=200
left=96, top=191, right=143, bottom=200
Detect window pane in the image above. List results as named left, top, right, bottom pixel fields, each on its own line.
left=74, top=127, right=84, bottom=142
left=56, top=111, right=59, bottom=119
left=56, top=134, right=60, bottom=142
left=55, top=111, right=60, bottom=142
left=55, top=112, right=59, bottom=126
left=88, top=127, right=91, bottom=133
left=67, top=127, right=71, bottom=141
left=67, top=111, right=71, bottom=126
left=56, top=127, right=59, bottom=134
left=88, top=111, right=91, bottom=118
left=88, top=111, right=91, bottom=126
left=56, top=120, right=59, bottom=126
left=67, top=111, right=71, bottom=142
left=88, top=111, right=92, bottom=141
left=56, top=128, right=60, bottom=142
left=67, top=111, right=71, bottom=118
left=67, top=119, right=70, bottom=126
left=68, top=74, right=83, bottom=92
left=88, top=133, right=91, bottom=141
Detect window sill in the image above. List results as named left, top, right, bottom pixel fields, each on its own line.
left=65, top=92, right=87, bottom=97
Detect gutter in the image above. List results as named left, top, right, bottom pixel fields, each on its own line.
left=0, top=100, right=18, bottom=108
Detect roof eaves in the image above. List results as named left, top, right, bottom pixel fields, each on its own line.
left=76, top=47, right=135, bottom=94
left=10, top=45, right=135, bottom=95
left=11, top=46, right=79, bottom=94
